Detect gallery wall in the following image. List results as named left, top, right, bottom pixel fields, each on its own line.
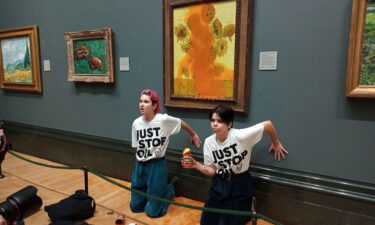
left=0, top=0, right=374, bottom=185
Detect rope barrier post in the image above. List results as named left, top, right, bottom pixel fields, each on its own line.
left=84, top=166, right=89, bottom=194
left=251, top=197, right=257, bottom=225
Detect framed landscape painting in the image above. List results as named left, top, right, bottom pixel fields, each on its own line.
left=346, top=0, right=375, bottom=98
left=0, top=25, right=42, bottom=93
left=64, top=28, right=114, bottom=83
left=164, top=0, right=253, bottom=114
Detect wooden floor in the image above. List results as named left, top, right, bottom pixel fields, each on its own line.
left=1, top=152, right=273, bottom=225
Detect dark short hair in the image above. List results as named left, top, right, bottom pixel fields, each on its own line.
left=209, top=106, right=234, bottom=125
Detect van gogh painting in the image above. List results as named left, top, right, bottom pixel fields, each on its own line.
left=360, top=0, right=375, bottom=85
left=164, top=0, right=253, bottom=114
left=64, top=28, right=114, bottom=83
left=0, top=25, right=42, bottom=93
left=73, top=39, right=107, bottom=75
left=2, top=37, right=32, bottom=83
left=173, top=1, right=236, bottom=100
left=346, top=0, right=375, bottom=98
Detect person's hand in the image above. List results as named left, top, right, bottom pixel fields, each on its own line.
left=0, top=215, right=17, bottom=225
left=181, top=156, right=197, bottom=168
left=0, top=215, right=6, bottom=225
left=190, top=133, right=201, bottom=149
left=190, top=156, right=198, bottom=168
left=269, top=142, right=288, bottom=161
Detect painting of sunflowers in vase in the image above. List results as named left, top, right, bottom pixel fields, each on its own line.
left=173, top=1, right=237, bottom=100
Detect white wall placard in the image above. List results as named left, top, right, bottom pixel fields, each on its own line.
left=43, top=60, right=51, bottom=72
left=119, top=57, right=129, bottom=71
left=259, top=51, right=277, bottom=70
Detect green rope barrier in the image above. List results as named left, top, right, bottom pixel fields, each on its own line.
left=8, top=151, right=83, bottom=170
left=7, top=150, right=283, bottom=225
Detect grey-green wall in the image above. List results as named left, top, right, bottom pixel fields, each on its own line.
left=0, top=0, right=374, bottom=185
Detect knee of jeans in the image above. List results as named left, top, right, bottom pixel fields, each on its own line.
left=130, top=200, right=146, bottom=213
left=145, top=202, right=166, bottom=218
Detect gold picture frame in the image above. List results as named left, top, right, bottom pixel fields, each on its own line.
left=64, top=28, right=114, bottom=83
left=346, top=0, right=375, bottom=98
left=163, top=0, right=253, bottom=114
left=0, top=25, right=42, bottom=93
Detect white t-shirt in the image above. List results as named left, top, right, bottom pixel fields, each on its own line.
left=203, top=123, right=264, bottom=175
left=132, top=114, right=181, bottom=161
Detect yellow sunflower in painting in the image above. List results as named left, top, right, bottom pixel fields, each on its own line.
left=211, top=18, right=223, bottom=37
left=214, top=39, right=228, bottom=57
left=181, top=38, right=192, bottom=53
left=205, top=4, right=215, bottom=23
left=174, top=24, right=188, bottom=42
left=223, top=24, right=235, bottom=38
left=210, top=45, right=217, bottom=60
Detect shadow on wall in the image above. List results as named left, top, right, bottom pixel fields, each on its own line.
left=341, top=98, right=375, bottom=122
left=73, top=82, right=116, bottom=95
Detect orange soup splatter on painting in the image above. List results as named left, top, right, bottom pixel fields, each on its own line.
left=173, top=1, right=236, bottom=100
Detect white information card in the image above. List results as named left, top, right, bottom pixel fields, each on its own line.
left=120, top=57, right=129, bottom=71
left=259, top=51, right=277, bottom=70
left=43, top=60, right=51, bottom=72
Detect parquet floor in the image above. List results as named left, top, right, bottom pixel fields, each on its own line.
left=0, top=152, right=273, bottom=225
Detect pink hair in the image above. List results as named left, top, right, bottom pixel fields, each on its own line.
left=140, top=89, right=160, bottom=114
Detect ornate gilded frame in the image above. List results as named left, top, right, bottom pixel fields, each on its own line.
left=0, top=25, right=42, bottom=93
left=64, top=28, right=114, bottom=83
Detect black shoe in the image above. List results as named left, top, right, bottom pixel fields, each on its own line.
left=0, top=174, right=4, bottom=179
left=170, top=176, right=179, bottom=185
left=170, top=176, right=181, bottom=197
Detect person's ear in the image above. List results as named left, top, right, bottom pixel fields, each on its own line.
left=152, top=103, right=157, bottom=111
left=228, top=121, right=233, bottom=129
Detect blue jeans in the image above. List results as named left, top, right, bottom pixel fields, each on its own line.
left=200, top=173, right=254, bottom=225
left=130, top=159, right=174, bottom=218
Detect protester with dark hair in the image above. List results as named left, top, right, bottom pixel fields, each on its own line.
left=130, top=89, right=201, bottom=218
left=185, top=106, right=288, bottom=225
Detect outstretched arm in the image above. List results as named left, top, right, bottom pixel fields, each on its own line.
left=188, top=156, right=216, bottom=177
left=262, top=120, right=288, bottom=161
left=181, top=120, right=201, bottom=149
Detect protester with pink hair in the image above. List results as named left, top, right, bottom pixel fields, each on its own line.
left=130, top=89, right=201, bottom=218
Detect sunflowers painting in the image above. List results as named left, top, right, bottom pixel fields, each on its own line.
left=164, top=0, right=252, bottom=113
left=173, top=1, right=237, bottom=100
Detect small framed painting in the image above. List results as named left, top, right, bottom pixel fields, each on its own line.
left=64, top=28, right=114, bottom=83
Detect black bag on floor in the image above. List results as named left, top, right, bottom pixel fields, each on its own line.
left=45, top=190, right=96, bottom=222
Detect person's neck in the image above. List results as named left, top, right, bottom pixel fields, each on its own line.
left=143, top=113, right=156, bottom=122
left=216, top=130, right=229, bottom=143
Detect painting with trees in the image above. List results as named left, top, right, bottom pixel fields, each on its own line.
left=0, top=25, right=42, bottom=93
left=360, top=0, right=375, bottom=85
left=346, top=0, right=375, bottom=98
